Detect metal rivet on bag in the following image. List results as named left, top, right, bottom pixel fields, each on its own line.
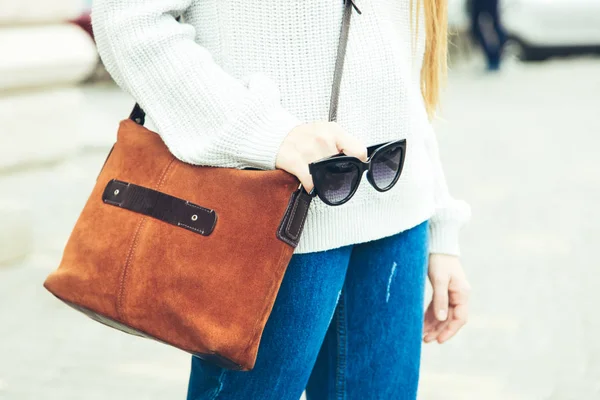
left=191, top=214, right=198, bottom=221
left=114, top=189, right=120, bottom=196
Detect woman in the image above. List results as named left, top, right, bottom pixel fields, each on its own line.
left=92, top=0, right=471, bottom=398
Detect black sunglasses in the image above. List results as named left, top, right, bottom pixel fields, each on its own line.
left=308, top=139, right=407, bottom=206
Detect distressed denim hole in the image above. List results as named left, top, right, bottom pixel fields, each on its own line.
left=386, top=262, right=398, bottom=303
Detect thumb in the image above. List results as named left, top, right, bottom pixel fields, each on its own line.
left=275, top=144, right=315, bottom=192
left=431, top=276, right=450, bottom=322
left=295, top=164, right=314, bottom=192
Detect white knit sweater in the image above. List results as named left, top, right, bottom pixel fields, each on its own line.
left=91, top=0, right=470, bottom=255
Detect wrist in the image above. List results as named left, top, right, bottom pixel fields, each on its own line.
left=428, top=220, right=463, bottom=257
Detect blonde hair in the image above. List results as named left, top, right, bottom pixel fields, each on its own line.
left=412, top=0, right=448, bottom=119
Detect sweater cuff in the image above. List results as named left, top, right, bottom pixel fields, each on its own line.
left=233, top=104, right=303, bottom=170
left=428, top=220, right=462, bottom=256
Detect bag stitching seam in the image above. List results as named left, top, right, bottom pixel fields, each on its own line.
left=276, top=192, right=296, bottom=246
left=177, top=222, right=206, bottom=235
left=185, top=200, right=213, bottom=213
left=286, top=196, right=309, bottom=241
left=116, top=157, right=176, bottom=321
left=286, top=198, right=300, bottom=236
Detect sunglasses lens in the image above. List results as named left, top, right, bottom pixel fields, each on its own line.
left=314, top=161, right=360, bottom=205
left=371, top=145, right=403, bottom=190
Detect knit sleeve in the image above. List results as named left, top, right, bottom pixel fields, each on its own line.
left=423, top=122, right=471, bottom=256
left=91, top=0, right=302, bottom=170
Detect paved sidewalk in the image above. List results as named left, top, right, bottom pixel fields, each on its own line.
left=1, top=57, right=599, bottom=399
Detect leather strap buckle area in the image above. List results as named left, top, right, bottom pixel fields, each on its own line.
left=277, top=189, right=312, bottom=247
left=102, top=179, right=217, bottom=236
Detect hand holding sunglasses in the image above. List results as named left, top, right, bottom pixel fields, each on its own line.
left=308, top=139, right=406, bottom=206
left=275, top=121, right=369, bottom=193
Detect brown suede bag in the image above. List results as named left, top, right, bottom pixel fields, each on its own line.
left=44, top=0, right=355, bottom=371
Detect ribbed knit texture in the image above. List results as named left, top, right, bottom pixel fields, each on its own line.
left=92, top=0, right=471, bottom=255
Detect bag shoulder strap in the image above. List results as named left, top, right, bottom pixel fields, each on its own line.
left=328, top=0, right=357, bottom=122
left=130, top=0, right=358, bottom=125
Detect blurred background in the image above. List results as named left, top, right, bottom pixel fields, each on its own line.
left=1, top=0, right=599, bottom=399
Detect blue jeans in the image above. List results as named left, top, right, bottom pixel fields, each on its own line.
left=187, top=221, right=429, bottom=400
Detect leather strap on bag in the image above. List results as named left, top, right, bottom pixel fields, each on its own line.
left=129, top=0, right=357, bottom=125
left=102, top=179, right=217, bottom=236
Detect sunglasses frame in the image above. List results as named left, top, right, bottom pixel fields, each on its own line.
left=308, top=139, right=407, bottom=206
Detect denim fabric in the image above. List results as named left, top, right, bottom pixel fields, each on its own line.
left=187, top=221, right=429, bottom=400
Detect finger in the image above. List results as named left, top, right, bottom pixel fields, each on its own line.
left=423, top=302, right=438, bottom=335
left=437, top=304, right=468, bottom=344
left=424, top=308, right=453, bottom=343
left=424, top=321, right=445, bottom=343
left=449, top=280, right=471, bottom=306
left=294, top=162, right=314, bottom=192
left=334, top=128, right=368, bottom=161
left=282, top=151, right=315, bottom=192
left=431, top=274, right=450, bottom=322
left=310, top=122, right=340, bottom=159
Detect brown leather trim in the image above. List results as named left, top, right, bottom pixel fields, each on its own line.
left=102, top=179, right=217, bottom=236
left=277, top=189, right=312, bottom=247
